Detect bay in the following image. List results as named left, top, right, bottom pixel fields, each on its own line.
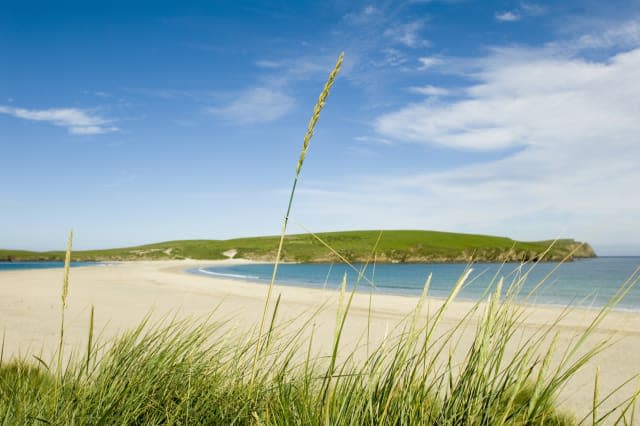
left=195, top=257, right=640, bottom=311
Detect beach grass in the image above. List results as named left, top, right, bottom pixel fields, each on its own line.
left=1, top=52, right=639, bottom=425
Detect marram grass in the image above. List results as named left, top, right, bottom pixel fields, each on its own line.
left=2, top=54, right=640, bottom=425
left=56, top=229, right=73, bottom=383
left=252, top=52, right=343, bottom=387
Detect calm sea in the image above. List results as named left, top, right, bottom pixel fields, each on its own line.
left=195, top=257, right=640, bottom=311
left=0, top=261, right=97, bottom=271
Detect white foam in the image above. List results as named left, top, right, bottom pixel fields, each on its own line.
left=197, top=268, right=260, bottom=280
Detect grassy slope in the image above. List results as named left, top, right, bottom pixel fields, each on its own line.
left=0, top=230, right=596, bottom=263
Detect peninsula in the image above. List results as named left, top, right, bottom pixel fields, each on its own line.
left=0, top=230, right=595, bottom=263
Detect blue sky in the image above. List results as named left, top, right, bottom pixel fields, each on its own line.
left=1, top=0, right=639, bottom=255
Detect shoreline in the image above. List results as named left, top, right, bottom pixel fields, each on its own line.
left=0, top=254, right=604, bottom=265
left=1, top=259, right=639, bottom=417
left=188, top=259, right=640, bottom=314
left=3, top=257, right=639, bottom=315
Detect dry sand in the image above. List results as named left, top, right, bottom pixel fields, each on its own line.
left=1, top=259, right=639, bottom=419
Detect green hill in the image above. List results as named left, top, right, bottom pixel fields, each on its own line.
left=0, top=230, right=595, bottom=263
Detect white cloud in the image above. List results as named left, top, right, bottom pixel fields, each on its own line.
left=362, top=5, right=376, bottom=15
left=343, top=5, right=381, bottom=26
left=417, top=56, right=443, bottom=70
left=0, top=105, right=117, bottom=135
left=292, top=47, right=640, bottom=248
left=384, top=21, right=428, bottom=48
left=496, top=3, right=546, bottom=22
left=206, top=87, right=294, bottom=124
left=255, top=60, right=282, bottom=69
left=520, top=2, right=546, bottom=16
left=495, top=11, right=521, bottom=22
left=377, top=48, right=640, bottom=151
left=377, top=48, right=409, bottom=67
left=354, top=135, right=392, bottom=145
left=410, top=85, right=450, bottom=96
left=574, top=20, right=640, bottom=50
left=69, top=125, right=109, bottom=135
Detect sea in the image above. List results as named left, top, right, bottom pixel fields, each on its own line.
left=193, top=257, right=640, bottom=311
left=0, top=261, right=98, bottom=271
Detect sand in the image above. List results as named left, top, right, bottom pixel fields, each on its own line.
left=1, top=259, right=639, bottom=419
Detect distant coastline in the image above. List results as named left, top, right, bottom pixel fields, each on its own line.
left=0, top=229, right=596, bottom=264
left=0, top=261, right=98, bottom=271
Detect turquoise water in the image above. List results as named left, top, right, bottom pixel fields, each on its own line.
left=195, top=257, right=640, bottom=311
left=0, top=261, right=97, bottom=271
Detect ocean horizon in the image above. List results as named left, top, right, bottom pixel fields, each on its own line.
left=0, top=261, right=98, bottom=271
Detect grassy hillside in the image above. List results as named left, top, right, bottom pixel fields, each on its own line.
left=0, top=230, right=595, bottom=263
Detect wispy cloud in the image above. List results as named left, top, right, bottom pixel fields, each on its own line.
left=384, top=21, right=429, bottom=48
left=261, top=54, right=341, bottom=86
left=253, top=4, right=432, bottom=93
left=409, top=85, right=450, bottom=96
left=354, top=135, right=392, bottom=145
left=573, top=19, right=640, bottom=50
left=377, top=48, right=640, bottom=151
left=496, top=2, right=546, bottom=22
left=342, top=5, right=381, bottom=26
left=520, top=2, right=546, bottom=16
left=255, top=59, right=282, bottom=69
left=304, top=46, right=640, bottom=246
left=495, top=11, right=521, bottom=22
left=206, top=87, right=294, bottom=124
left=417, top=56, right=443, bottom=70
left=0, top=105, right=117, bottom=135
left=81, top=90, right=111, bottom=98
left=285, top=15, right=640, bottom=248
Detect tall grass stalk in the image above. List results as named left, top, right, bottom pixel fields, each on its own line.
left=85, top=304, right=94, bottom=375
left=367, top=254, right=378, bottom=356
left=56, top=229, right=73, bottom=383
left=250, top=52, right=343, bottom=386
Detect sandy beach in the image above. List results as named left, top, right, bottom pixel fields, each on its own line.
left=1, top=259, right=639, bottom=419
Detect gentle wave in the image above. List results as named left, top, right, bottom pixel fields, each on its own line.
left=196, top=268, right=260, bottom=280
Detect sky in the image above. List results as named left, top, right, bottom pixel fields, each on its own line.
left=1, top=0, right=639, bottom=255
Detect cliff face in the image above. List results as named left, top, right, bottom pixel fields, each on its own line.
left=566, top=242, right=597, bottom=259
left=278, top=240, right=597, bottom=264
